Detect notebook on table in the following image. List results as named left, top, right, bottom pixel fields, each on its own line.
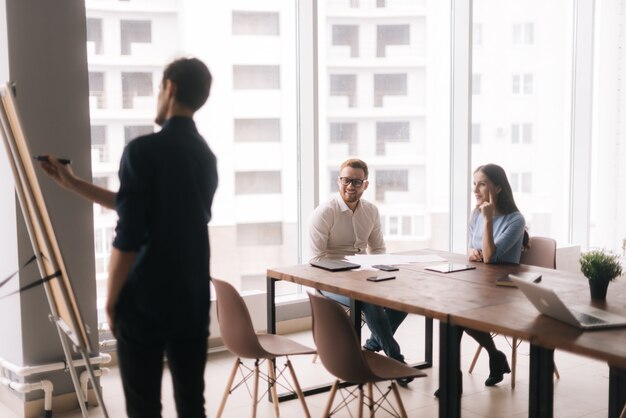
left=424, top=263, right=476, bottom=273
left=510, top=276, right=626, bottom=330
left=496, top=272, right=542, bottom=287
left=310, top=259, right=361, bottom=272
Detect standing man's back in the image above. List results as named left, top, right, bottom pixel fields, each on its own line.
left=39, top=57, right=218, bottom=418
left=111, top=58, right=218, bottom=418
left=114, top=117, right=217, bottom=339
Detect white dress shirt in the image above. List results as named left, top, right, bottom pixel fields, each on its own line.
left=309, top=194, right=386, bottom=261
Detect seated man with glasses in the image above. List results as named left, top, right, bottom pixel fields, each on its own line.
left=308, top=158, right=412, bottom=386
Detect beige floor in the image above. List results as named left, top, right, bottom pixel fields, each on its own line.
left=0, top=314, right=611, bottom=417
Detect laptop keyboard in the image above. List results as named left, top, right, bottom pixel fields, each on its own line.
left=573, top=311, right=608, bottom=325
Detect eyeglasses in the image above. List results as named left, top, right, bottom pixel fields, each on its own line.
left=339, top=177, right=366, bottom=188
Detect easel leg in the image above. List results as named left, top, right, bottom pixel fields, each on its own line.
left=80, top=349, right=109, bottom=418
left=54, top=322, right=89, bottom=418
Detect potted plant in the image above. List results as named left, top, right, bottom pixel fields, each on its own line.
left=579, top=250, right=623, bottom=300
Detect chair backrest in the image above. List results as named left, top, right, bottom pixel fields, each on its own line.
left=308, top=292, right=374, bottom=384
left=212, top=278, right=267, bottom=359
left=520, top=236, right=557, bottom=269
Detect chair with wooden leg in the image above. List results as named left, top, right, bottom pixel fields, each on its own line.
left=468, top=236, right=560, bottom=388
left=308, top=292, right=426, bottom=418
left=311, top=290, right=366, bottom=364
left=212, top=278, right=315, bottom=418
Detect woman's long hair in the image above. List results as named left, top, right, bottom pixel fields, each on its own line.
left=474, top=164, right=529, bottom=250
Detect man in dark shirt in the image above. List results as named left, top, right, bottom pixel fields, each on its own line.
left=39, top=58, right=217, bottom=418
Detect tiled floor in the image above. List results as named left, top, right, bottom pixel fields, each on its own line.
left=0, top=314, right=612, bottom=417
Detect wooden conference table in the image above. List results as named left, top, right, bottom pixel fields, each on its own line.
left=266, top=249, right=626, bottom=418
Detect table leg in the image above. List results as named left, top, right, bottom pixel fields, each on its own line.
left=439, top=322, right=461, bottom=418
left=266, top=276, right=276, bottom=335
left=609, top=366, right=626, bottom=418
left=529, top=344, right=554, bottom=418
left=266, top=276, right=277, bottom=404
left=425, top=317, right=433, bottom=365
left=350, top=298, right=362, bottom=341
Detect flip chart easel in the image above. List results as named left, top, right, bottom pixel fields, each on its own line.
left=0, top=83, right=108, bottom=418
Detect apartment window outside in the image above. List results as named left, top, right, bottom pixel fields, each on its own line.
left=235, top=171, right=282, bottom=194
left=510, top=172, right=532, bottom=193
left=124, top=125, right=154, bottom=145
left=472, top=73, right=481, bottom=95
left=330, top=74, right=357, bottom=107
left=233, top=65, right=280, bottom=89
left=86, top=18, right=103, bottom=54
left=376, top=25, right=410, bottom=57
left=232, top=11, right=279, bottom=36
left=237, top=223, right=283, bottom=245
left=513, top=22, right=535, bottom=45
left=512, top=73, right=533, bottom=95
left=88, top=72, right=105, bottom=108
left=376, top=121, right=409, bottom=155
left=121, top=72, right=153, bottom=109
left=511, top=123, right=532, bottom=144
left=330, top=122, right=357, bottom=155
left=373, top=73, right=407, bottom=107
left=332, top=25, right=359, bottom=57
left=382, top=215, right=414, bottom=237
left=120, top=20, right=151, bottom=55
left=375, top=170, right=408, bottom=202
left=90, top=125, right=108, bottom=163
left=523, top=74, right=534, bottom=94
left=234, top=119, right=281, bottom=142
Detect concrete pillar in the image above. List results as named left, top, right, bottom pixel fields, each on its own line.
left=0, top=1, right=98, bottom=416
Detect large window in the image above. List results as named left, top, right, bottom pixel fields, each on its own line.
left=472, top=0, right=573, bottom=245
left=318, top=0, right=451, bottom=254
left=85, top=1, right=300, bottom=326
left=590, top=0, right=626, bottom=253
left=77, top=0, right=617, bottom=332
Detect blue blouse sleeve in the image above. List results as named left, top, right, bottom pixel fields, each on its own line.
left=112, top=142, right=149, bottom=252
left=492, top=212, right=525, bottom=262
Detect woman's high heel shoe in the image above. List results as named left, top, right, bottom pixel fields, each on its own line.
left=485, top=350, right=511, bottom=386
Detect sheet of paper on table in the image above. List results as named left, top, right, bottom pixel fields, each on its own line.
left=345, top=254, right=447, bottom=269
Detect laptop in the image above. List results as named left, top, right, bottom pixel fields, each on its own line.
left=510, top=276, right=626, bottom=330
left=310, top=259, right=361, bottom=272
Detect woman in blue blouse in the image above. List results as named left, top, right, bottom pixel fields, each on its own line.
left=466, top=163, right=528, bottom=386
